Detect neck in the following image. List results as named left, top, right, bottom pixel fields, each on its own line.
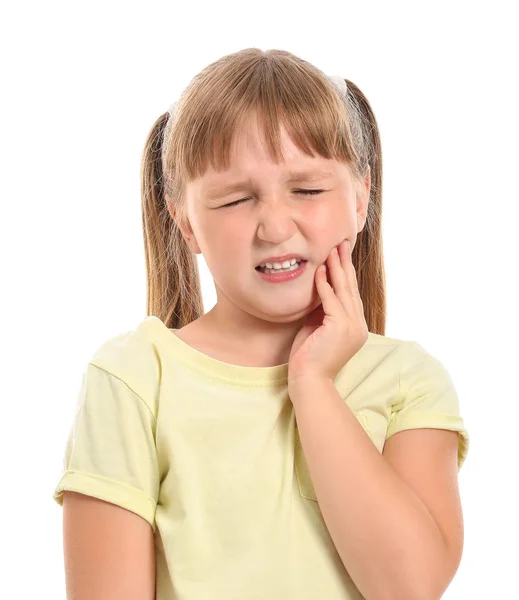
left=203, top=306, right=305, bottom=366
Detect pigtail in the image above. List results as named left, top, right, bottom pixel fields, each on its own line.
left=140, top=113, right=204, bottom=329
left=344, top=79, right=386, bottom=335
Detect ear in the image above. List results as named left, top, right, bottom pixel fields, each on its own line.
left=356, top=165, right=371, bottom=233
left=166, top=200, right=202, bottom=255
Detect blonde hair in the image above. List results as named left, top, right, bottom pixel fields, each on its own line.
left=140, top=48, right=386, bottom=334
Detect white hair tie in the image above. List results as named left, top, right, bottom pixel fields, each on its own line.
left=167, top=102, right=177, bottom=118
left=328, top=74, right=348, bottom=97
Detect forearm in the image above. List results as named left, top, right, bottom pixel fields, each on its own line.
left=291, top=378, right=447, bottom=600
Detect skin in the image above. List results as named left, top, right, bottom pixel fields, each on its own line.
left=167, top=114, right=370, bottom=366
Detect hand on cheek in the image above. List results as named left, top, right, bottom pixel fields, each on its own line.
left=288, top=238, right=368, bottom=392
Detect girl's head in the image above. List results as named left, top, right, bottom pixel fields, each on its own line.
left=141, top=48, right=385, bottom=335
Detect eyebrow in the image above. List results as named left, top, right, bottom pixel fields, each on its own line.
left=203, top=169, right=336, bottom=200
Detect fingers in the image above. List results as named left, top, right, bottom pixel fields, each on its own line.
left=316, top=263, right=344, bottom=318
left=327, top=240, right=350, bottom=304
left=338, top=240, right=365, bottom=318
left=327, top=239, right=364, bottom=316
left=337, top=240, right=357, bottom=296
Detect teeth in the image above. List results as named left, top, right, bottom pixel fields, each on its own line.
left=260, top=258, right=300, bottom=269
left=260, top=262, right=301, bottom=274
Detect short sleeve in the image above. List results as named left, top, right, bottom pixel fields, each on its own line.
left=52, top=363, right=160, bottom=532
left=386, top=341, right=470, bottom=472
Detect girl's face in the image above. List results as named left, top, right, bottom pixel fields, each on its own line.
left=175, top=116, right=370, bottom=329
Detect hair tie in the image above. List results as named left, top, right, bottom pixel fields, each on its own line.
left=328, top=74, right=348, bottom=97
left=167, top=102, right=177, bottom=118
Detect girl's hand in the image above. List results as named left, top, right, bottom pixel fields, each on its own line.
left=287, top=239, right=369, bottom=395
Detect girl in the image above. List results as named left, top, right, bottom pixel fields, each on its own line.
left=53, top=48, right=469, bottom=599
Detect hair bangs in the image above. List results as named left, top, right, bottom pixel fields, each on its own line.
left=168, top=58, right=359, bottom=190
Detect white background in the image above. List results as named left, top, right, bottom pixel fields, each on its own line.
left=2, top=0, right=517, bottom=597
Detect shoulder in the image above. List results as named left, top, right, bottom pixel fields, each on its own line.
left=358, top=331, right=412, bottom=365
left=388, top=336, right=463, bottom=434
left=358, top=333, right=456, bottom=402
left=397, top=339, right=456, bottom=391
left=88, top=317, right=162, bottom=416
left=364, top=330, right=407, bottom=348
left=365, top=332, right=448, bottom=374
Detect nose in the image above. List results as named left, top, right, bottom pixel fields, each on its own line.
left=256, top=201, right=299, bottom=244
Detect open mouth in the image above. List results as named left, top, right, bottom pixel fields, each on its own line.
left=255, top=260, right=307, bottom=274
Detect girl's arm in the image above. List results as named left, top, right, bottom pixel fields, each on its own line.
left=62, top=491, right=156, bottom=599
left=292, top=377, right=460, bottom=600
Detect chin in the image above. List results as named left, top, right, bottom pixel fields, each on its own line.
left=255, top=293, right=320, bottom=320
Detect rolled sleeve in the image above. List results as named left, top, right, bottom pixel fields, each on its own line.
left=386, top=342, right=470, bottom=472
left=53, top=363, right=160, bottom=532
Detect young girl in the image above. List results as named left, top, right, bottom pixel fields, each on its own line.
left=53, top=48, right=469, bottom=599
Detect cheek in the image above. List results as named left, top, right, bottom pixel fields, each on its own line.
left=208, top=219, right=249, bottom=266
left=306, top=204, right=346, bottom=240
left=304, top=204, right=355, bottom=263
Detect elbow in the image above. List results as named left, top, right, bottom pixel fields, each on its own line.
left=375, top=570, right=445, bottom=600
left=382, top=579, right=445, bottom=600
left=381, top=549, right=452, bottom=600
left=378, top=589, right=440, bottom=600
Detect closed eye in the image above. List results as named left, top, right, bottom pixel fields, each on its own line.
left=222, top=189, right=325, bottom=208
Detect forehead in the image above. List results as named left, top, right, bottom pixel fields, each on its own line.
left=191, top=116, right=350, bottom=197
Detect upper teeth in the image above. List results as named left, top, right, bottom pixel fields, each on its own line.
left=259, top=258, right=301, bottom=269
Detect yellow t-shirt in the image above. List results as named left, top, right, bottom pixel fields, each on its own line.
left=53, top=315, right=469, bottom=599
